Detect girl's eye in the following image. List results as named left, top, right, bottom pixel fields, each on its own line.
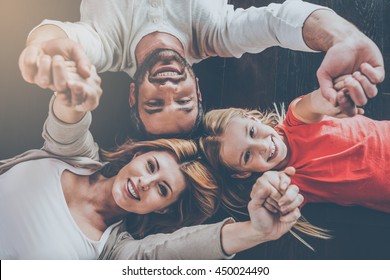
left=158, top=184, right=168, bottom=197
left=249, top=127, right=255, bottom=138
left=147, top=160, right=155, bottom=173
left=244, top=151, right=251, bottom=164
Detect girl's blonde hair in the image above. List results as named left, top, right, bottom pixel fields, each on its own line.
left=100, top=138, right=220, bottom=239
left=199, top=107, right=331, bottom=247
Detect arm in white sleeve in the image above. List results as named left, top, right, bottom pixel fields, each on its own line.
left=42, top=96, right=99, bottom=160
left=198, top=0, right=331, bottom=58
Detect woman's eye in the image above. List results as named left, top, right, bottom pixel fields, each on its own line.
left=249, top=127, right=255, bottom=138
left=147, top=161, right=155, bottom=173
left=158, top=184, right=168, bottom=197
left=244, top=151, right=251, bottom=164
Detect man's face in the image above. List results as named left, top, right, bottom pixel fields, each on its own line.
left=130, top=49, right=201, bottom=136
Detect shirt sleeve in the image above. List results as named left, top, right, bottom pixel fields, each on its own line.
left=100, top=218, right=236, bottom=260
left=200, top=0, right=332, bottom=58
left=42, top=96, right=100, bottom=160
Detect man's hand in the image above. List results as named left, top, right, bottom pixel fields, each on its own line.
left=19, top=37, right=91, bottom=92
left=317, top=35, right=384, bottom=115
left=53, top=59, right=102, bottom=124
left=303, top=10, right=385, bottom=116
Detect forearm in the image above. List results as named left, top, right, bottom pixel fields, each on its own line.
left=303, top=9, right=361, bottom=51
left=27, top=24, right=68, bottom=46
left=221, top=221, right=269, bottom=255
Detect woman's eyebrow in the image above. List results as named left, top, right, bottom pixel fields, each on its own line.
left=154, top=156, right=173, bottom=196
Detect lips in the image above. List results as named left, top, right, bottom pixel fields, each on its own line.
left=268, top=136, right=278, bottom=161
left=126, top=178, right=140, bottom=200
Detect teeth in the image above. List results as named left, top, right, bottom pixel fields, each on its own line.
left=127, top=179, right=140, bottom=199
left=156, top=71, right=178, bottom=77
left=268, top=140, right=275, bottom=161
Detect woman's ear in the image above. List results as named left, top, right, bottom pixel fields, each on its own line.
left=129, top=83, right=136, bottom=108
left=154, top=208, right=170, bottom=215
left=231, top=172, right=252, bottom=179
left=132, top=151, right=141, bottom=159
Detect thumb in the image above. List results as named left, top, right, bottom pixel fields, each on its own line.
left=317, top=68, right=338, bottom=106
left=69, top=43, right=91, bottom=79
left=282, top=166, right=295, bottom=177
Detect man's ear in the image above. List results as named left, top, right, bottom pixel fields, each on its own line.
left=129, top=83, right=136, bottom=108
left=196, top=78, right=202, bottom=102
left=154, top=208, right=170, bottom=215
left=231, top=172, right=252, bottom=179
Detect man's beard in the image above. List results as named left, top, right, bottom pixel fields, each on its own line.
left=133, top=48, right=195, bottom=84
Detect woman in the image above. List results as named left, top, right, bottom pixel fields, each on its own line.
left=0, top=63, right=219, bottom=259
left=0, top=60, right=303, bottom=260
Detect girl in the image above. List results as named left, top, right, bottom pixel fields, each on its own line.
left=200, top=73, right=390, bottom=214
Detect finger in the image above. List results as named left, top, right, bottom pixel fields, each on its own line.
left=279, top=167, right=295, bottom=192
left=265, top=195, right=280, bottom=209
left=344, top=76, right=367, bottom=106
left=352, top=71, right=378, bottom=99
left=18, top=46, right=40, bottom=83
left=279, top=208, right=301, bottom=223
left=249, top=183, right=273, bottom=210
left=52, top=55, right=69, bottom=92
left=68, top=81, right=86, bottom=106
left=334, top=74, right=353, bottom=85
left=263, top=200, right=279, bottom=214
left=360, top=62, right=385, bottom=84
left=336, top=91, right=357, bottom=117
left=69, top=44, right=91, bottom=78
left=280, top=194, right=304, bottom=215
left=317, top=67, right=338, bottom=106
left=278, top=184, right=299, bottom=207
left=35, top=55, right=53, bottom=89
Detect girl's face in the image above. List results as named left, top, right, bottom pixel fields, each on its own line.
left=112, top=151, right=186, bottom=214
left=220, top=116, right=289, bottom=174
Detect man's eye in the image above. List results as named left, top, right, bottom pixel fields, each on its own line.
left=244, top=151, right=251, bottom=164
left=146, top=101, right=162, bottom=107
left=249, top=127, right=255, bottom=138
left=147, top=161, right=155, bottom=173
left=158, top=184, right=168, bottom=197
left=176, top=99, right=190, bottom=105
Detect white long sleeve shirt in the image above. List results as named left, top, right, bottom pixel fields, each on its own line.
left=34, top=0, right=328, bottom=77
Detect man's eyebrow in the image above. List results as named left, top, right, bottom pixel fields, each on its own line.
left=144, top=108, right=163, bottom=114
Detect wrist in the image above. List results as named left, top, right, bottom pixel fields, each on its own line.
left=27, top=24, right=68, bottom=46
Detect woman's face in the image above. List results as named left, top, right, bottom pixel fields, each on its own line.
left=112, top=150, right=186, bottom=214
left=220, top=116, right=289, bottom=174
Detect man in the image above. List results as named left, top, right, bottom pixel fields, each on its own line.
left=19, top=0, right=384, bottom=138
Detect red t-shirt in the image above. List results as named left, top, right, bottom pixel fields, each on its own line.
left=275, top=101, right=390, bottom=213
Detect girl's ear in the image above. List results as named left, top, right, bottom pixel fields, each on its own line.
left=154, top=208, right=169, bottom=215
left=231, top=172, right=252, bottom=179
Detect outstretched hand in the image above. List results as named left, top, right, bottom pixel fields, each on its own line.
left=248, top=167, right=303, bottom=241
left=19, top=37, right=91, bottom=92
left=317, top=34, right=384, bottom=116
left=55, top=59, right=102, bottom=113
